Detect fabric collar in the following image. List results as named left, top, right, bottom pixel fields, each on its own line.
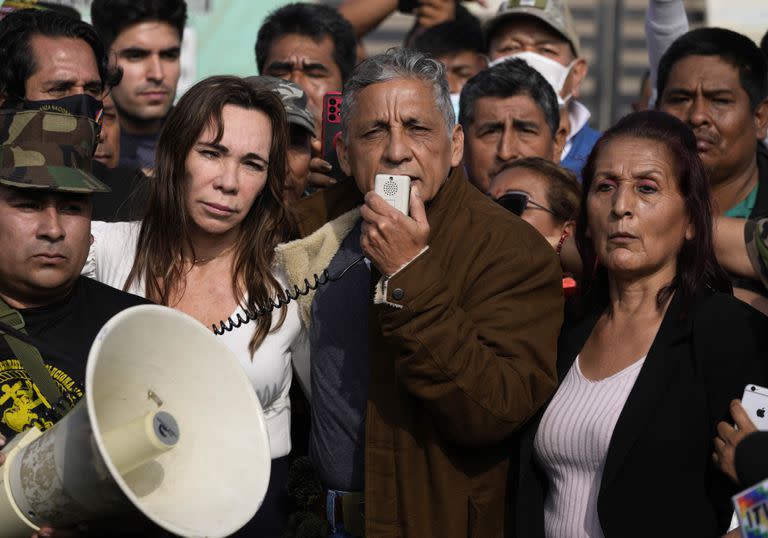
left=561, top=99, right=592, bottom=160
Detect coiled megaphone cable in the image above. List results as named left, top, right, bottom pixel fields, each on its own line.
left=211, top=255, right=366, bottom=335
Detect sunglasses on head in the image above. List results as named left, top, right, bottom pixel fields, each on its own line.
left=495, top=190, right=557, bottom=217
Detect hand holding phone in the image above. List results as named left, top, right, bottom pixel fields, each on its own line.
left=374, top=174, right=411, bottom=216
left=741, top=384, right=768, bottom=431
left=361, top=176, right=428, bottom=276
left=320, top=92, right=345, bottom=182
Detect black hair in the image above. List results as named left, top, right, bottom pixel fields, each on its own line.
left=576, top=111, right=731, bottom=313
left=459, top=58, right=559, bottom=138
left=255, top=2, right=357, bottom=83
left=658, top=27, right=768, bottom=110
left=38, top=2, right=81, bottom=20
left=0, top=8, right=121, bottom=100
left=90, top=0, right=187, bottom=51
left=408, top=4, right=483, bottom=56
left=761, top=29, right=768, bottom=59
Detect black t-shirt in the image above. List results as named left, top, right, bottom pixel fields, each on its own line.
left=0, top=277, right=150, bottom=441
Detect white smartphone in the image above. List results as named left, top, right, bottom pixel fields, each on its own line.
left=742, top=384, right=768, bottom=431
left=374, top=174, right=411, bottom=216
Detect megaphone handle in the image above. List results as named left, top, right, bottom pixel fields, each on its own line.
left=0, top=428, right=43, bottom=535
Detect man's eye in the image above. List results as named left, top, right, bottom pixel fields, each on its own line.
left=161, top=51, right=181, bottom=61
left=62, top=204, right=86, bottom=214
left=304, top=69, right=328, bottom=79
left=14, top=201, right=41, bottom=210
left=123, top=52, right=146, bottom=61
left=199, top=149, right=219, bottom=158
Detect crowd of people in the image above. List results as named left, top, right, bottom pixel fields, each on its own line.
left=0, top=0, right=767, bottom=537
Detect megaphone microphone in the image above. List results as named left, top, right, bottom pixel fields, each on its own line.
left=0, top=305, right=272, bottom=537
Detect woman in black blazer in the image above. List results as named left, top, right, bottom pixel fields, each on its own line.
left=512, top=111, right=768, bottom=538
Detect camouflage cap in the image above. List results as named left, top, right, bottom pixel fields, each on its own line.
left=0, top=109, right=110, bottom=193
left=486, top=0, right=581, bottom=58
left=244, top=76, right=315, bottom=136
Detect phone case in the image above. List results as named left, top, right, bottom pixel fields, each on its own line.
left=321, top=92, right=344, bottom=181
left=742, top=384, right=768, bottom=431
left=374, top=174, right=410, bottom=216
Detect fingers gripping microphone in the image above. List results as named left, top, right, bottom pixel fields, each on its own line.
left=0, top=305, right=271, bottom=537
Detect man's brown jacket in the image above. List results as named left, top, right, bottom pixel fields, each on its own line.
left=278, top=167, right=563, bottom=537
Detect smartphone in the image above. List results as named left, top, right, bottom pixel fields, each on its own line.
left=742, top=384, right=768, bottom=431
left=374, top=174, right=411, bottom=216
left=321, top=92, right=345, bottom=181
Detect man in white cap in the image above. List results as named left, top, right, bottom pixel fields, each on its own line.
left=485, top=0, right=600, bottom=177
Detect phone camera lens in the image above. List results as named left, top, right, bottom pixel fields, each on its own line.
left=330, top=98, right=337, bottom=105
left=329, top=114, right=337, bottom=121
left=329, top=106, right=336, bottom=113
left=752, top=386, right=757, bottom=392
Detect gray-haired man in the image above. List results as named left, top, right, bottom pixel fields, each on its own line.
left=279, top=48, right=562, bottom=537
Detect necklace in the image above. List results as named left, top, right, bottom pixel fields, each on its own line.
left=189, top=243, right=236, bottom=266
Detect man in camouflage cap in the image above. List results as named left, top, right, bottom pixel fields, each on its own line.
left=0, top=108, right=148, bottom=454
left=484, top=0, right=600, bottom=177
left=246, top=75, right=316, bottom=203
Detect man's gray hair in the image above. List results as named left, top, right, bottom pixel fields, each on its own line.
left=341, top=47, right=455, bottom=142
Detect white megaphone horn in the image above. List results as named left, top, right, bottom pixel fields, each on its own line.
left=0, top=305, right=272, bottom=537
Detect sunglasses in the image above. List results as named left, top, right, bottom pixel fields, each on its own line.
left=495, top=190, right=557, bottom=217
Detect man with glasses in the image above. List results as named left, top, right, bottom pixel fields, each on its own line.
left=460, top=58, right=565, bottom=194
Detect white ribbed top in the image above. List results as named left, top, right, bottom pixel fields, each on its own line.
left=533, top=355, right=646, bottom=538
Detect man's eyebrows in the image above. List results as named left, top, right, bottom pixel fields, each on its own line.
left=117, top=46, right=150, bottom=56
left=512, top=119, right=540, bottom=130
left=300, top=60, right=329, bottom=71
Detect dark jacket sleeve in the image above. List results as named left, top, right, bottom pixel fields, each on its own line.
left=736, top=431, right=768, bottom=488
left=375, top=224, right=563, bottom=447
left=694, top=294, right=768, bottom=526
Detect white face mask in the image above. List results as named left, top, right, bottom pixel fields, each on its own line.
left=449, top=93, right=461, bottom=120
left=489, top=51, right=575, bottom=107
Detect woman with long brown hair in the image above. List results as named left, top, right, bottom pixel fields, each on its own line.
left=86, top=75, right=302, bottom=534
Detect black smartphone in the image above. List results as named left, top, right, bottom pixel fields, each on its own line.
left=321, top=92, right=345, bottom=182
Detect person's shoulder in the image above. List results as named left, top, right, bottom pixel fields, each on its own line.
left=76, top=276, right=152, bottom=310
left=462, top=182, right=554, bottom=253
left=691, top=289, right=768, bottom=334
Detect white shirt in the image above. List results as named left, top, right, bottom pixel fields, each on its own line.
left=85, top=221, right=303, bottom=459
left=561, top=99, right=593, bottom=161
left=533, top=355, right=646, bottom=538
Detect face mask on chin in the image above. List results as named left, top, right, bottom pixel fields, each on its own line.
left=489, top=51, right=575, bottom=108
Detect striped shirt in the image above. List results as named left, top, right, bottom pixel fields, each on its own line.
left=533, top=355, right=646, bottom=537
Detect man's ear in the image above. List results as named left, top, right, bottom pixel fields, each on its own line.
left=754, top=98, right=768, bottom=140
left=552, top=118, right=567, bottom=163
left=335, top=133, right=352, bottom=177
left=450, top=124, right=464, bottom=167
left=566, top=58, right=588, bottom=99
left=685, top=219, right=695, bottom=241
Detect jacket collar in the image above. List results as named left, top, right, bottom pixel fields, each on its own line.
left=598, top=289, right=694, bottom=489
left=422, top=166, right=470, bottom=242
left=556, top=290, right=696, bottom=490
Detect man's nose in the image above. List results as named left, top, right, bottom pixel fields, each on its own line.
left=146, top=55, right=165, bottom=82
left=37, top=206, right=65, bottom=241
left=497, top=127, right=520, bottom=162
left=688, top=95, right=711, bottom=127
left=382, top=129, right=412, bottom=165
